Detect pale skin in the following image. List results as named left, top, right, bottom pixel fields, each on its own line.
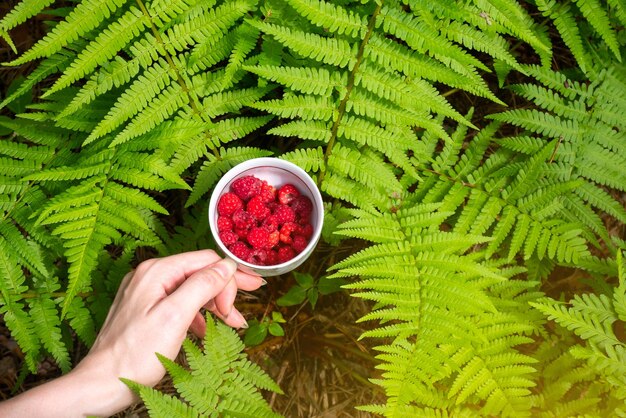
left=0, top=250, right=265, bottom=418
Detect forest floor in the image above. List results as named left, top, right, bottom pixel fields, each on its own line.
left=1, top=2, right=624, bottom=417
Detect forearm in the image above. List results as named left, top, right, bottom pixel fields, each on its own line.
left=0, top=358, right=134, bottom=418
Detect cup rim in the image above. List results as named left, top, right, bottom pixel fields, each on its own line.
left=208, top=157, right=323, bottom=273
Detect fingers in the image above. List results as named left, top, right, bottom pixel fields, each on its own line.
left=234, top=270, right=266, bottom=291
left=140, top=250, right=224, bottom=293
left=189, top=312, right=206, bottom=338
left=206, top=300, right=248, bottom=329
left=159, top=259, right=237, bottom=325
left=214, top=276, right=238, bottom=318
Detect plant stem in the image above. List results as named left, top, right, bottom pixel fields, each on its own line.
left=134, top=0, right=220, bottom=158
left=319, top=2, right=383, bottom=184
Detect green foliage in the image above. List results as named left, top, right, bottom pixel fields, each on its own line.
left=0, top=0, right=625, bottom=416
left=124, top=315, right=283, bottom=418
left=244, top=311, right=287, bottom=346
left=528, top=253, right=626, bottom=415
left=276, top=271, right=346, bottom=308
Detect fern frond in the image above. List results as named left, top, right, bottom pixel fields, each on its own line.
left=126, top=316, right=282, bottom=417
left=44, top=6, right=149, bottom=97
left=7, top=0, right=129, bottom=66
left=280, top=147, right=325, bottom=173
left=243, top=65, right=340, bottom=96
left=0, top=0, right=54, bottom=52
left=186, top=147, right=272, bottom=207
left=0, top=245, right=40, bottom=373
left=531, top=298, right=621, bottom=350
left=574, top=0, right=621, bottom=59
left=248, top=20, right=357, bottom=69
left=284, top=0, right=367, bottom=38
left=251, top=94, right=334, bottom=120
left=28, top=293, right=71, bottom=373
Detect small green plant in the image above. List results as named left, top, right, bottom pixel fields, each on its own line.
left=277, top=272, right=346, bottom=309
left=244, top=311, right=286, bottom=347
left=123, top=315, right=283, bottom=417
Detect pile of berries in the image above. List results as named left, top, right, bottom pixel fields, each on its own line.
left=216, top=175, right=314, bottom=265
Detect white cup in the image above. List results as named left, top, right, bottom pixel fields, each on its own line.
left=208, top=157, right=324, bottom=276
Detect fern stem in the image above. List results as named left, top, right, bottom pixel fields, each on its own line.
left=134, top=0, right=220, bottom=159
left=319, top=2, right=383, bottom=184
left=21, top=291, right=93, bottom=299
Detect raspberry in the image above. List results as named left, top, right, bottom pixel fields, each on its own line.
left=214, top=174, right=316, bottom=267
left=217, top=193, right=243, bottom=216
left=247, top=248, right=269, bottom=265
left=279, top=222, right=297, bottom=244
left=235, top=228, right=249, bottom=240
left=298, top=223, right=313, bottom=238
left=229, top=241, right=250, bottom=261
left=291, top=195, right=313, bottom=218
left=268, top=230, right=279, bottom=248
left=293, top=235, right=308, bottom=253
left=266, top=249, right=278, bottom=265
left=219, top=230, right=238, bottom=246
left=278, top=246, right=296, bottom=263
left=274, top=205, right=295, bottom=224
left=278, top=184, right=300, bottom=205
left=217, top=216, right=233, bottom=232
left=262, top=215, right=279, bottom=232
left=247, top=227, right=270, bottom=249
left=232, top=209, right=254, bottom=230
left=259, top=181, right=276, bottom=203
left=231, top=175, right=262, bottom=201
left=247, top=196, right=270, bottom=221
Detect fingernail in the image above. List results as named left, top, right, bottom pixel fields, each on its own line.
left=231, top=309, right=248, bottom=328
left=260, top=278, right=267, bottom=286
left=210, top=258, right=237, bottom=280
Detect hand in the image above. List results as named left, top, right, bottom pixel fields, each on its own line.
left=0, top=250, right=264, bottom=418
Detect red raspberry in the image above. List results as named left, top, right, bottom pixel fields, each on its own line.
left=247, top=196, right=270, bottom=221
left=278, top=184, right=300, bottom=205
left=219, top=230, right=238, bottom=246
left=217, top=216, right=233, bottom=232
left=267, top=249, right=278, bottom=265
left=231, top=175, right=262, bottom=201
left=232, top=209, right=254, bottom=230
left=259, top=181, right=276, bottom=203
left=268, top=230, right=279, bottom=248
left=279, top=222, right=297, bottom=244
left=247, top=227, right=270, bottom=249
left=298, top=223, right=313, bottom=238
left=274, top=205, right=295, bottom=224
left=247, top=248, right=269, bottom=265
left=229, top=241, right=251, bottom=261
left=293, top=235, right=308, bottom=253
left=278, top=246, right=296, bottom=263
left=217, top=193, right=243, bottom=216
left=235, top=228, right=249, bottom=240
left=262, top=215, right=279, bottom=232
left=291, top=195, right=313, bottom=218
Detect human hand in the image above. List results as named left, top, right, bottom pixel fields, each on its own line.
left=0, top=250, right=264, bottom=417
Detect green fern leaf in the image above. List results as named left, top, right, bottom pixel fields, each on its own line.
left=280, top=147, right=325, bottom=173
left=249, top=20, right=357, bottom=69
left=7, top=0, right=130, bottom=66
left=44, top=7, right=149, bottom=97
left=574, top=0, right=621, bottom=59
left=243, top=65, right=340, bottom=96
left=28, top=294, right=71, bottom=373
left=284, top=0, right=367, bottom=38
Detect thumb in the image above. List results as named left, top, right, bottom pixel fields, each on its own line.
left=161, top=258, right=237, bottom=323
